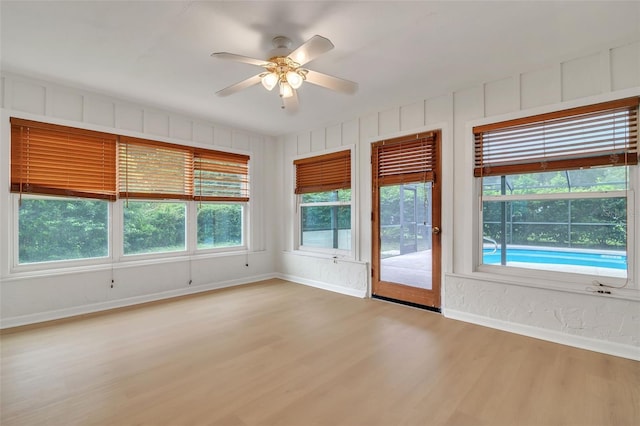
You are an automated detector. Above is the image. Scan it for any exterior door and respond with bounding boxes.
[371,131,441,309]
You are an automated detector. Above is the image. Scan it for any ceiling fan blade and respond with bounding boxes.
[211,52,273,67]
[282,90,299,114]
[304,70,358,95]
[216,74,262,97]
[288,35,334,66]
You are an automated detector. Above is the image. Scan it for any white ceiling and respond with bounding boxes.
[1,1,639,137]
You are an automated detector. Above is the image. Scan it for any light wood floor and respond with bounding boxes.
[1,279,638,426]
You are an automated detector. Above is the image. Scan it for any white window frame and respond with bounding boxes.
[120,198,189,260]
[476,160,638,292]
[293,145,356,259]
[11,193,113,272]
[193,201,248,253]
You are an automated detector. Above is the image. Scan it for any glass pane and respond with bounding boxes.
[18,198,109,264]
[301,205,351,250]
[379,182,432,289]
[482,197,627,277]
[482,166,628,196]
[301,189,351,203]
[123,201,186,255]
[197,203,243,249]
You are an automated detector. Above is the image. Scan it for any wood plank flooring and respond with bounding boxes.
[1,279,638,426]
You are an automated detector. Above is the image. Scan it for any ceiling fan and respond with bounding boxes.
[212,35,358,112]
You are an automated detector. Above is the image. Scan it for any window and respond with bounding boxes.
[294,149,352,253]
[123,201,187,255]
[474,97,638,278]
[197,203,244,249]
[300,189,351,250]
[17,196,109,264]
[10,118,250,269]
[11,118,116,266]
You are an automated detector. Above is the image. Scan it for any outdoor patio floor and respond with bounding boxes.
[380,249,432,290]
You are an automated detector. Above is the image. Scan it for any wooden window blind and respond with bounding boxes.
[372,132,438,185]
[473,97,639,177]
[193,149,250,202]
[294,150,351,194]
[10,117,117,200]
[118,136,194,200]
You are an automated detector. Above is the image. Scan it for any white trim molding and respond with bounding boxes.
[1,273,278,329]
[444,308,640,361]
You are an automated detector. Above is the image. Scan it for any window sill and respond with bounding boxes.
[3,249,253,283]
[286,250,364,265]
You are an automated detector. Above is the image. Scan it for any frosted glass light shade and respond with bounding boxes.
[261,72,278,91]
[286,71,303,89]
[279,82,294,98]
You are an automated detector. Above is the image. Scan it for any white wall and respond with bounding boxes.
[0,72,278,327]
[1,40,639,360]
[276,41,640,359]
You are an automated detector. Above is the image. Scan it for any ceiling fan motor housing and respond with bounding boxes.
[268,36,293,58]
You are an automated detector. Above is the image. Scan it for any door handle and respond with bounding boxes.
[433,226,441,235]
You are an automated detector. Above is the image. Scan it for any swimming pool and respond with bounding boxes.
[483,248,627,270]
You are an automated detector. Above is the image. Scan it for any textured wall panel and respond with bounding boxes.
[311,128,325,152]
[192,122,214,144]
[85,97,115,127]
[325,123,342,149]
[144,110,169,137]
[297,131,311,154]
[115,104,143,132]
[520,65,560,109]
[51,90,83,121]
[400,101,425,131]
[562,53,601,101]
[232,132,250,150]
[378,107,400,136]
[484,76,518,117]
[611,42,640,91]
[214,126,232,147]
[169,116,192,141]
[12,80,46,115]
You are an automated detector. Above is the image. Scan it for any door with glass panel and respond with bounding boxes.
[372,131,441,309]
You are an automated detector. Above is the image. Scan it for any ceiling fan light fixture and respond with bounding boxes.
[286,70,304,89]
[261,72,278,91]
[279,82,294,99]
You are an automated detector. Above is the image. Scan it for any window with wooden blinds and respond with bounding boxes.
[119,136,193,200]
[10,117,117,200]
[294,150,351,194]
[194,149,250,202]
[372,132,438,185]
[473,97,639,177]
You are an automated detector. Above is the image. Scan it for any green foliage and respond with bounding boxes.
[197,203,243,248]
[123,201,186,254]
[18,198,109,263]
[483,167,629,250]
[483,198,627,250]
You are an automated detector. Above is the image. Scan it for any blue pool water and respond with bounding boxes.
[483,248,627,270]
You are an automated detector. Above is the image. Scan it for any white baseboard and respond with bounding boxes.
[276,273,367,298]
[444,309,640,361]
[0,273,279,329]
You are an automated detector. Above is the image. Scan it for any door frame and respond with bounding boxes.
[371,130,442,309]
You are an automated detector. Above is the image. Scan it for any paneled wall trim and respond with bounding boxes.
[1,39,639,360]
[277,40,640,359]
[0,72,277,327]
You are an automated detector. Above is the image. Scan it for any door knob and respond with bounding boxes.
[433,226,441,235]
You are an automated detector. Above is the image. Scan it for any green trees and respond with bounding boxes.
[18,198,244,264]
[197,204,242,248]
[123,202,186,254]
[482,167,628,250]
[19,198,109,263]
